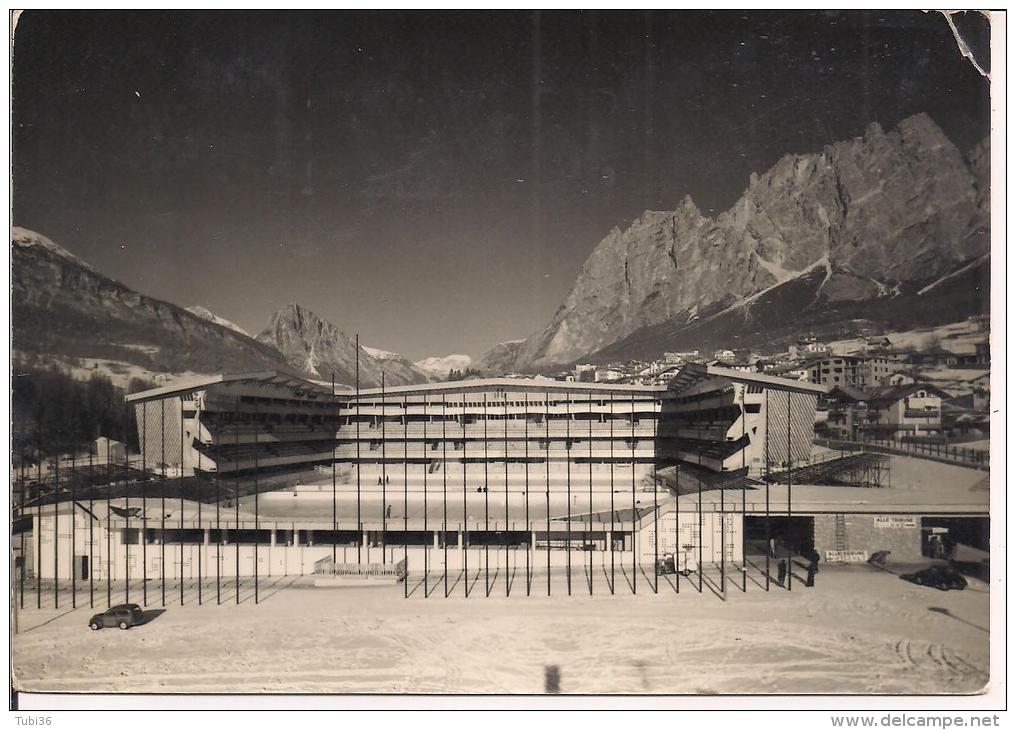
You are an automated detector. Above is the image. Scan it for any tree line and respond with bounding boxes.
[11,363,156,461]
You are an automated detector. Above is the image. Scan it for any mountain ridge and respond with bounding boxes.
[12,228,295,377]
[255,303,431,387]
[515,113,990,369]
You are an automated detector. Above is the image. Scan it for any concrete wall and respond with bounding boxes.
[813,512,924,564]
[35,509,744,580]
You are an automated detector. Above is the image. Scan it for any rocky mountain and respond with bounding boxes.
[517,114,990,369]
[12,227,292,376]
[255,303,431,387]
[186,306,250,338]
[414,354,473,379]
[474,339,528,374]
[591,255,990,363]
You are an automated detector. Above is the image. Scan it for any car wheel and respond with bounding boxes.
[118,621,129,630]
[89,622,101,631]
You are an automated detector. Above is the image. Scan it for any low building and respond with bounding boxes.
[861,384,950,438]
[94,437,126,465]
[788,340,830,359]
[574,364,597,382]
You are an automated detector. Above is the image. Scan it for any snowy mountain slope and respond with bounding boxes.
[186,306,251,337]
[413,354,473,378]
[255,304,432,387]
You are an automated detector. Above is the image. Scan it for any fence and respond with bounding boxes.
[814,437,988,471]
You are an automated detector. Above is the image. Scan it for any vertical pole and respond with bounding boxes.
[525,392,530,596]
[141,402,147,606]
[180,396,185,606]
[675,463,680,594]
[697,447,703,595]
[765,388,770,592]
[720,393,725,597]
[254,395,260,605]
[463,392,468,597]
[423,396,428,597]
[652,395,658,595]
[36,430,42,609]
[234,419,239,605]
[53,431,59,609]
[545,392,550,596]
[123,403,129,606]
[161,399,166,606]
[404,392,408,599]
[107,433,113,608]
[88,439,94,608]
[197,424,202,606]
[787,390,792,592]
[609,402,615,595]
[71,441,76,608]
[565,391,571,596]
[20,445,26,609]
[356,335,362,566]
[381,373,386,561]
[589,397,594,596]
[741,386,747,593]
[504,394,509,597]
[483,393,489,596]
[443,393,448,597]
[332,374,337,569]
[631,391,636,596]
[215,416,221,605]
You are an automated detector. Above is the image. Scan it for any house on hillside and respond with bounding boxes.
[906,349,959,368]
[860,384,951,439]
[828,338,868,356]
[820,385,870,441]
[788,340,830,359]
[865,336,892,352]
[805,355,900,389]
[886,371,920,386]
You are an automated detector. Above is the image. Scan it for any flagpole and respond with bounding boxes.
[631,391,636,596]
[356,335,361,567]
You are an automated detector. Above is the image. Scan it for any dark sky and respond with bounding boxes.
[12,10,990,361]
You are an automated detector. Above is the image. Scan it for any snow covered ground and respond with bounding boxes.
[12,564,989,695]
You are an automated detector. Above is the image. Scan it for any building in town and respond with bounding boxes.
[19,365,986,587]
[862,383,950,438]
[805,355,900,389]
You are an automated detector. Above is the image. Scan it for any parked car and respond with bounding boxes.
[89,603,144,630]
[900,566,968,591]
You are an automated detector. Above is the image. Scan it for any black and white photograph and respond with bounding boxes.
[8,8,1002,710]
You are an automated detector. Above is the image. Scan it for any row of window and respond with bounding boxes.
[347,399,661,409]
[365,439,651,451]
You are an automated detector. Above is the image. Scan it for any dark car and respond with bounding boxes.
[89,603,144,630]
[901,566,968,591]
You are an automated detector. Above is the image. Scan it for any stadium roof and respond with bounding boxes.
[125,370,334,403]
[665,362,829,396]
[351,377,664,397]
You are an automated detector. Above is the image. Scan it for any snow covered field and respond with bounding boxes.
[12,565,988,695]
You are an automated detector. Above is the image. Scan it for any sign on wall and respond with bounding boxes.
[825,550,868,563]
[873,516,918,529]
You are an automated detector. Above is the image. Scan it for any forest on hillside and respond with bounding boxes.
[11,363,156,462]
